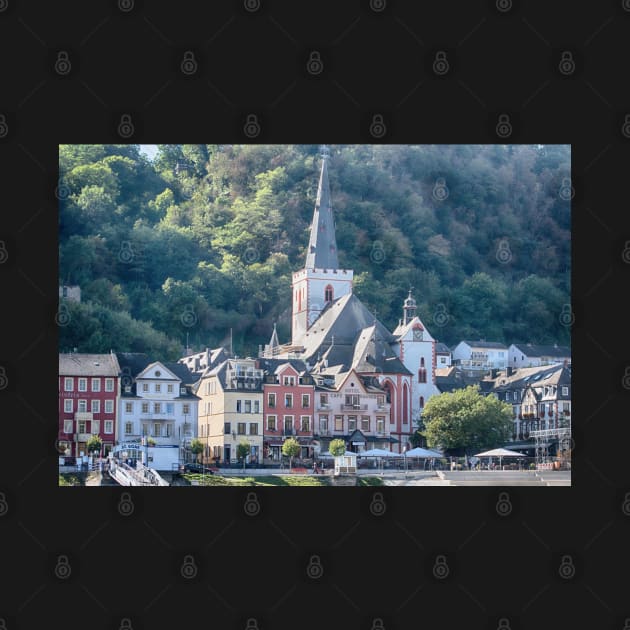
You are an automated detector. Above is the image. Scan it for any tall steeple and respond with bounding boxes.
[305,145,338,270]
[403,288,417,325]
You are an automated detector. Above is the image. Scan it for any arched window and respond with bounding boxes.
[324,284,333,303]
[419,396,425,408]
[420,357,425,368]
[418,368,427,383]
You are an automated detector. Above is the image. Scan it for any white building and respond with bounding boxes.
[116,354,199,471]
[508,343,571,369]
[451,340,508,374]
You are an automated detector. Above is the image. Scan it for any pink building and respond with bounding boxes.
[260,360,315,462]
[58,352,120,459]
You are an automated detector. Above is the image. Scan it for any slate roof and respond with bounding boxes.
[435,366,482,393]
[59,353,120,376]
[435,342,451,354]
[116,352,152,380]
[459,340,508,349]
[351,325,412,375]
[486,363,570,395]
[511,343,571,358]
[305,150,339,270]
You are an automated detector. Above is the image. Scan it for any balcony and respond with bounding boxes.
[341,404,368,411]
[74,412,93,422]
[317,404,330,411]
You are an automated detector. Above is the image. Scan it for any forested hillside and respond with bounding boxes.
[58,144,571,360]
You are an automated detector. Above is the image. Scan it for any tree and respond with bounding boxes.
[422,385,513,456]
[86,434,103,455]
[189,438,204,463]
[237,441,251,471]
[281,437,300,470]
[328,439,347,456]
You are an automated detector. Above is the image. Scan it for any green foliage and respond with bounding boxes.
[86,434,103,453]
[422,385,513,454]
[189,438,204,461]
[236,441,251,461]
[281,437,300,469]
[59,144,570,361]
[328,439,347,456]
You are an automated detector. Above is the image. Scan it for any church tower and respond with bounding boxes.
[291,146,353,344]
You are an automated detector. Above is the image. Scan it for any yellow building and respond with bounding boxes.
[195,358,264,465]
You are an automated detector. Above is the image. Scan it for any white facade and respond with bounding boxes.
[452,341,508,371]
[118,362,198,470]
[291,268,353,343]
[394,318,441,425]
[508,344,570,369]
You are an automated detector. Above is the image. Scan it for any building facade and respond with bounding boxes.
[452,340,508,373]
[58,352,121,458]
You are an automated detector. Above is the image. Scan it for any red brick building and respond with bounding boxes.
[58,353,121,458]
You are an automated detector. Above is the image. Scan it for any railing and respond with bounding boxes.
[341,404,368,411]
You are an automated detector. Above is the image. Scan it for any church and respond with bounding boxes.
[260,147,440,453]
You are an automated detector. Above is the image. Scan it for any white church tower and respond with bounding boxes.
[291,146,353,344]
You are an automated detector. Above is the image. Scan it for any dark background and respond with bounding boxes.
[1,0,628,628]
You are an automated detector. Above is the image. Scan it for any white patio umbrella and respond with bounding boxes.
[357,448,398,457]
[405,447,443,458]
[474,447,524,469]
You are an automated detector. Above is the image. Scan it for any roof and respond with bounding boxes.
[257,357,310,375]
[511,343,571,358]
[116,352,152,379]
[305,149,339,270]
[487,363,570,393]
[351,324,412,375]
[59,353,120,376]
[435,366,482,392]
[459,340,508,350]
[435,342,451,354]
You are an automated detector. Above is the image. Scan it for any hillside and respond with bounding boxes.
[58,144,571,360]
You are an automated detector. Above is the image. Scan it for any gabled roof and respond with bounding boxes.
[435,342,451,354]
[116,352,152,379]
[59,353,120,376]
[487,364,567,392]
[458,340,508,350]
[257,357,310,376]
[510,343,571,358]
[352,325,412,376]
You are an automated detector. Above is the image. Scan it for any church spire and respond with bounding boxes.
[403,288,417,325]
[305,145,339,270]
[268,322,279,355]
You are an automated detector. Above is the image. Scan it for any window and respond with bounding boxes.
[155,383,161,393]
[334,415,343,431]
[320,393,328,406]
[166,403,174,415]
[105,378,114,392]
[285,394,293,408]
[165,424,172,437]
[419,396,425,408]
[562,386,569,396]
[64,419,73,433]
[78,378,87,392]
[245,400,251,413]
[268,393,276,408]
[64,399,73,413]
[513,391,518,401]
[345,394,360,407]
[105,400,114,414]
[153,423,161,437]
[254,400,260,414]
[125,422,133,435]
[224,422,231,435]
[154,403,161,414]
[420,357,425,368]
[182,404,190,414]
[302,394,310,408]
[142,423,148,436]
[324,284,333,302]
[301,416,310,432]
[377,395,384,407]
[440,357,447,364]
[78,420,86,433]
[180,386,186,395]
[78,399,87,412]
[91,399,100,413]
[64,377,73,391]
[237,422,246,435]
[319,416,328,433]
[249,423,258,435]
[104,420,114,434]
[205,401,211,415]
[167,384,173,393]
[141,402,149,414]
[267,415,276,431]
[418,369,427,383]
[361,416,370,432]
[142,383,149,392]
[236,400,242,413]
[376,416,385,432]
[125,402,133,413]
[284,416,293,433]
[283,375,295,386]
[348,416,357,432]
[91,378,101,392]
